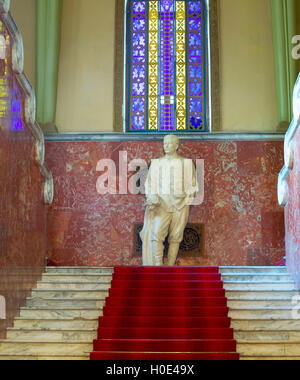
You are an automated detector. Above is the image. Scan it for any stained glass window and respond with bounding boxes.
[126,0,209,132]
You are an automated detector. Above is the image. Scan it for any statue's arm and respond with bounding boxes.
[185,160,199,200]
[145,160,160,208]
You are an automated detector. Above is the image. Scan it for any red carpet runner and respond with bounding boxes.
[90,266,239,360]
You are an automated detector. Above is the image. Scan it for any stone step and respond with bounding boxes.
[41,274,113,283]
[226,290,299,300]
[235,330,300,342]
[13,319,99,330]
[222,275,292,282]
[45,267,114,274]
[0,341,92,356]
[35,282,111,291]
[228,299,295,309]
[231,319,300,331]
[241,356,300,360]
[237,342,300,356]
[19,308,102,320]
[0,355,89,360]
[23,298,105,309]
[6,329,97,342]
[31,289,109,299]
[224,282,296,291]
[229,308,296,319]
[219,267,288,274]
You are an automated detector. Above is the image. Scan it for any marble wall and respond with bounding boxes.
[0,6,49,338]
[285,129,300,288]
[46,140,285,267]
[0,117,48,338]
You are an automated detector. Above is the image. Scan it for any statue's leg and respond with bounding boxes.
[152,241,165,266]
[151,208,171,266]
[167,243,180,266]
[168,206,190,266]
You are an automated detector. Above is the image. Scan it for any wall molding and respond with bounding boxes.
[45,132,285,142]
[0,0,54,205]
[114,0,220,133]
[278,73,300,207]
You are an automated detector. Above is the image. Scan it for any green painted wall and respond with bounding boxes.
[9,0,300,133]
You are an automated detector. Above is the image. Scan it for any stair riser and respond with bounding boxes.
[19,310,102,320]
[41,275,113,283]
[219,268,287,274]
[235,331,300,342]
[6,330,97,342]
[224,284,296,291]
[36,283,111,291]
[0,342,93,355]
[46,268,113,274]
[226,291,299,299]
[93,340,237,353]
[222,276,291,282]
[0,356,90,360]
[13,320,99,329]
[229,310,296,319]
[228,300,295,308]
[237,343,300,356]
[231,320,300,331]
[24,299,105,309]
[31,290,109,299]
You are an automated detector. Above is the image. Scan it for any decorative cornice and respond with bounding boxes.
[45,132,285,142]
[0,0,53,205]
[278,73,300,207]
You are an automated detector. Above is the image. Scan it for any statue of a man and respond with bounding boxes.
[140,135,198,266]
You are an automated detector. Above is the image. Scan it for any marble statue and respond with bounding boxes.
[140,135,198,266]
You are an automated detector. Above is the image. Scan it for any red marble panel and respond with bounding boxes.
[0,21,48,338]
[45,140,285,268]
[0,120,47,338]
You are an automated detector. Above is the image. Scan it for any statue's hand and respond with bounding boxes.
[174,193,186,199]
[147,195,160,210]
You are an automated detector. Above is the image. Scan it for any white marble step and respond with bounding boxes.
[224,282,296,291]
[35,282,111,290]
[231,319,300,331]
[235,330,300,342]
[0,341,93,356]
[13,319,99,330]
[237,342,300,356]
[220,267,288,274]
[241,356,300,360]
[6,329,97,342]
[0,355,89,360]
[222,274,291,282]
[31,289,109,299]
[228,299,295,309]
[226,290,299,300]
[229,309,296,319]
[46,267,114,274]
[23,298,105,309]
[19,308,102,320]
[41,274,113,283]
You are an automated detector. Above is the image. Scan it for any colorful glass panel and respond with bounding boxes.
[148,0,159,130]
[127,0,208,132]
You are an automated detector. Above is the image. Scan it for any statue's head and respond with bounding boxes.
[163,135,179,155]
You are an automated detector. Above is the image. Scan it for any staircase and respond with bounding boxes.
[91,266,239,360]
[0,267,113,360]
[220,266,300,360]
[0,266,299,360]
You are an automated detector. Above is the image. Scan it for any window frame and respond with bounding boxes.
[113,0,220,133]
